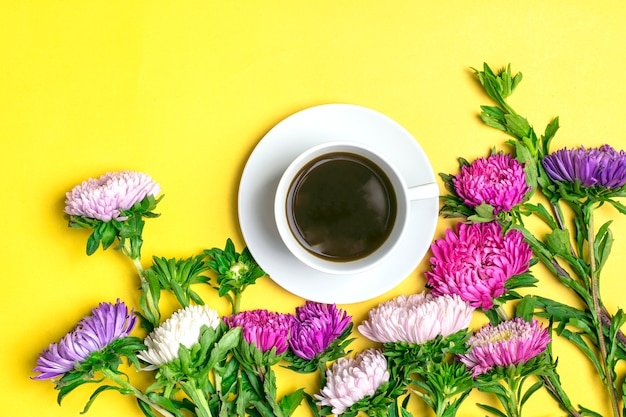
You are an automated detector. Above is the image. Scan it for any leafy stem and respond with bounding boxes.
[123,240,161,328]
[101,368,175,417]
[585,204,621,417]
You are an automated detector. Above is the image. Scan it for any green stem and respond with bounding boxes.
[123,240,160,326]
[495,305,509,322]
[504,375,521,417]
[181,381,214,417]
[233,290,241,315]
[317,359,327,388]
[101,368,175,417]
[434,397,451,417]
[586,207,621,417]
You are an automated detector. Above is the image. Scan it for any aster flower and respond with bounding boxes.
[358,292,473,345]
[542,145,626,190]
[315,348,390,416]
[138,305,221,370]
[453,153,531,214]
[65,170,161,222]
[425,221,533,310]
[289,302,352,361]
[459,318,550,377]
[224,309,294,355]
[33,299,136,380]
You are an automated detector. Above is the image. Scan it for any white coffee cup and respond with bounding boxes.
[274,141,439,275]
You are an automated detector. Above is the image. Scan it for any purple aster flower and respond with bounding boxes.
[65,170,161,222]
[358,292,474,344]
[315,348,390,415]
[459,318,550,377]
[425,221,532,310]
[453,153,530,213]
[33,299,136,380]
[542,145,626,189]
[289,302,351,361]
[224,309,294,355]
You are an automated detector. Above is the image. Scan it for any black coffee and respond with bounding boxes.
[286,152,397,261]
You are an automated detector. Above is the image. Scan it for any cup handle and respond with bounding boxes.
[407,182,440,200]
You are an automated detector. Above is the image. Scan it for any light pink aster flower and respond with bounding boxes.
[358,292,473,344]
[315,348,389,415]
[425,221,532,310]
[459,318,550,376]
[65,170,161,222]
[453,153,530,213]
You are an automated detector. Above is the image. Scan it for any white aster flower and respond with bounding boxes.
[138,305,221,370]
[358,292,474,344]
[65,170,161,222]
[315,348,389,415]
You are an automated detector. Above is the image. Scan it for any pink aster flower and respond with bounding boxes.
[358,292,473,344]
[224,309,294,355]
[33,299,136,380]
[425,221,532,310]
[453,153,530,213]
[315,348,389,415]
[65,170,161,222]
[459,318,550,377]
[542,145,626,189]
[289,302,351,361]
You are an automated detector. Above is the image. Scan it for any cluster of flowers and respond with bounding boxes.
[33,64,626,417]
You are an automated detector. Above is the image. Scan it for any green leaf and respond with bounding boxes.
[541,117,560,155]
[545,228,572,256]
[515,295,537,321]
[476,402,508,417]
[86,231,100,255]
[279,389,305,416]
[520,380,544,407]
[504,113,532,141]
[81,385,129,414]
[594,220,613,274]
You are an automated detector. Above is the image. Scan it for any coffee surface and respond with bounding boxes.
[287,152,397,261]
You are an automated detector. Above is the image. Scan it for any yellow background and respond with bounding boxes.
[2,1,625,416]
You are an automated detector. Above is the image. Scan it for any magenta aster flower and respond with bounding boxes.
[453,153,530,213]
[65,170,161,222]
[358,292,473,344]
[425,222,532,310]
[289,302,351,360]
[459,318,550,377]
[33,299,136,380]
[542,145,626,189]
[224,309,294,355]
[315,348,390,415]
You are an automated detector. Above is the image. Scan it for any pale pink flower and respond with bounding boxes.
[459,318,550,376]
[453,153,530,213]
[65,170,161,222]
[358,292,473,344]
[315,348,389,415]
[425,222,532,310]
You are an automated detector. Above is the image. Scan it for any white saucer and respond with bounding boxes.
[237,104,438,304]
